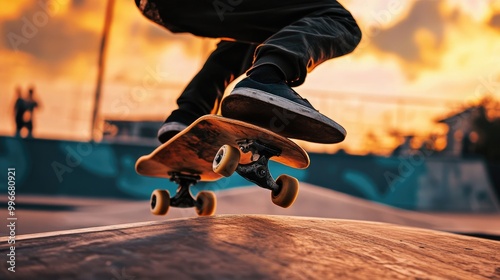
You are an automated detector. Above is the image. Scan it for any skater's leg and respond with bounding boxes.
[134,0,361,143]
[220,3,362,143]
[157,40,256,143]
[136,0,360,87]
[250,4,362,86]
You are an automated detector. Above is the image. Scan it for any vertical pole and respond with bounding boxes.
[91,0,115,141]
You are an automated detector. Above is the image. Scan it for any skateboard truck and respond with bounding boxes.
[148,172,216,216]
[168,173,200,208]
[213,139,299,208]
[235,140,281,193]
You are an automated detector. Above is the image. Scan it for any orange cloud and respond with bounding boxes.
[363,0,446,79]
[359,0,500,81]
[490,13,500,29]
[1,0,497,155]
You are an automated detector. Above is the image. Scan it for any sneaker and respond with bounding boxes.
[221,77,346,143]
[157,121,188,144]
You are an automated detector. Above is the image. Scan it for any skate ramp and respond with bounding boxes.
[2,215,499,279]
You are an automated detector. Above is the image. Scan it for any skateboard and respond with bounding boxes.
[135,115,310,216]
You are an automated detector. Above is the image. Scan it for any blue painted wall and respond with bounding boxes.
[1,137,498,212]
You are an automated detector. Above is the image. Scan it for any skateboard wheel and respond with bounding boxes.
[213,145,240,177]
[150,189,170,215]
[271,175,299,208]
[195,191,217,216]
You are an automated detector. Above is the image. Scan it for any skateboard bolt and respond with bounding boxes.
[258,169,266,177]
[214,154,222,164]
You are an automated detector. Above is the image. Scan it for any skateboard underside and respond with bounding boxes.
[135,115,310,216]
[135,115,309,181]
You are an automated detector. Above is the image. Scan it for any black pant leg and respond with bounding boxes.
[252,4,362,86]
[166,40,257,124]
[135,0,361,87]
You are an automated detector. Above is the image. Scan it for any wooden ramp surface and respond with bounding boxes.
[1,215,499,279]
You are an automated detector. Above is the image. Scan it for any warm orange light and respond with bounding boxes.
[0,0,499,156]
[469,131,479,143]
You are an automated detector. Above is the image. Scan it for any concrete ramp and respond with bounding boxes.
[1,215,499,279]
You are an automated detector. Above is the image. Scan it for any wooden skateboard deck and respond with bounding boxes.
[135,115,310,181]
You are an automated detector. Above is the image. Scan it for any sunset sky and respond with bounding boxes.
[1,0,499,154]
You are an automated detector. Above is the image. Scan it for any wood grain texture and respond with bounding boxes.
[135,115,309,180]
[2,215,499,279]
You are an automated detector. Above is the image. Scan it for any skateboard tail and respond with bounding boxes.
[136,154,222,181]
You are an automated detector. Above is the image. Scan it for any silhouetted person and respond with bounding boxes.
[13,86,25,137]
[13,86,40,138]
